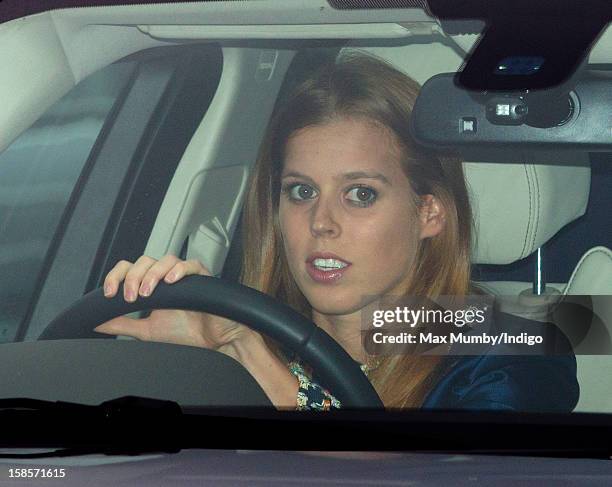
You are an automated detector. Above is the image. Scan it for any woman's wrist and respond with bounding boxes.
[219,330,299,410]
[217,328,263,362]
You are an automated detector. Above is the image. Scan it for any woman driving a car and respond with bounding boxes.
[95,52,579,412]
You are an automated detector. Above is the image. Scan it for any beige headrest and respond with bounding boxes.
[465,155,590,264]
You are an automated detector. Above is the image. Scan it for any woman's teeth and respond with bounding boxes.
[313,258,348,270]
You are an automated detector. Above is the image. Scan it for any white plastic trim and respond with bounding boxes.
[137,22,435,40]
[143,47,295,273]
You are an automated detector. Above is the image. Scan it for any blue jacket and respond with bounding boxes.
[422,353,578,411]
[421,311,579,412]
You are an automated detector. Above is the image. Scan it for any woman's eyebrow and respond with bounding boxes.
[281,170,391,186]
[343,171,391,185]
[281,171,314,183]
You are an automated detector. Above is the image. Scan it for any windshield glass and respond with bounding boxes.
[0,1,610,417]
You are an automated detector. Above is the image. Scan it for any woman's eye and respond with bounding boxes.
[284,183,317,201]
[346,186,377,207]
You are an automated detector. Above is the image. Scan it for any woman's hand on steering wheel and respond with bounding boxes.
[94,254,302,409]
[94,255,254,349]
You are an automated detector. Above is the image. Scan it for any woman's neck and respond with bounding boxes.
[311,309,368,364]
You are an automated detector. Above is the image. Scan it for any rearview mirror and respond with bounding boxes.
[411,72,612,151]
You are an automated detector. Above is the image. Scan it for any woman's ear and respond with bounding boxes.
[418,194,446,240]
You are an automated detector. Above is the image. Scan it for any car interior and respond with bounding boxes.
[0,1,610,413]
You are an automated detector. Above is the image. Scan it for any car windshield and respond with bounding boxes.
[0,0,610,419]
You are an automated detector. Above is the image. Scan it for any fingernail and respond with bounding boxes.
[125,290,135,302]
[140,284,150,297]
[165,272,176,283]
[104,285,112,297]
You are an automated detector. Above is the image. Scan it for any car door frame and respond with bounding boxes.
[17,43,223,341]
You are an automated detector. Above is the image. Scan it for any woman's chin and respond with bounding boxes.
[306,294,366,317]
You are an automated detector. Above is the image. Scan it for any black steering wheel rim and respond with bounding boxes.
[40,275,384,409]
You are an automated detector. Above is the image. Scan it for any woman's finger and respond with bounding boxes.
[122,255,158,302]
[164,259,212,284]
[103,260,133,298]
[93,316,150,340]
[138,254,181,297]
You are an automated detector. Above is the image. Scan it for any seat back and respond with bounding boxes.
[561,246,612,412]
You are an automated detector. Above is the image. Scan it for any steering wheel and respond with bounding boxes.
[40,275,384,409]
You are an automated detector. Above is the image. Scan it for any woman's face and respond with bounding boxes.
[279,117,442,317]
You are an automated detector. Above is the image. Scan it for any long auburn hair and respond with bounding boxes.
[238,51,473,408]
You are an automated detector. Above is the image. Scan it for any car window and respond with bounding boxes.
[0,61,136,343]
[0,3,610,422]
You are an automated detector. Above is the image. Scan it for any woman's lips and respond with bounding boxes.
[306,261,351,284]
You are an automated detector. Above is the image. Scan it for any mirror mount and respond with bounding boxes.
[430,0,610,91]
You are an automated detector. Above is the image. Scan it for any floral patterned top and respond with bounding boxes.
[288,359,371,411]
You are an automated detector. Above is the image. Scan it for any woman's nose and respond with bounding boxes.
[310,199,340,238]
